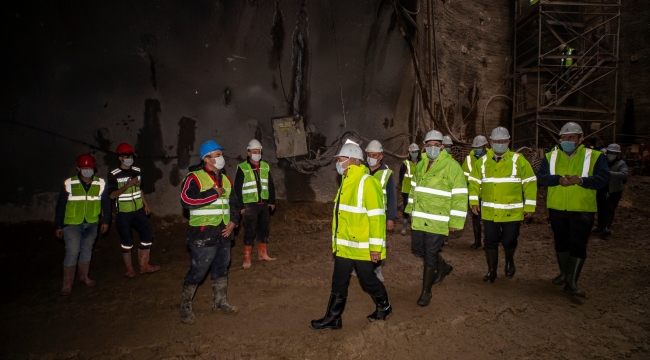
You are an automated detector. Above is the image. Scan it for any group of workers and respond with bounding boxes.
[55,121,627,328]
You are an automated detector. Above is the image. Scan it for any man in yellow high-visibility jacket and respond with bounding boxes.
[399,143,421,235]
[462,135,489,249]
[469,127,537,283]
[311,142,391,330]
[537,122,610,297]
[405,130,468,307]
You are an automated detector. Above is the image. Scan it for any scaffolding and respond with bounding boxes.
[512,0,621,148]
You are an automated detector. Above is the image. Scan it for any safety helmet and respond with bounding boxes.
[199,140,225,159]
[365,140,383,153]
[408,143,420,152]
[76,154,96,168]
[472,135,489,147]
[334,143,364,160]
[606,143,621,153]
[247,139,263,150]
[424,130,444,143]
[490,127,511,140]
[116,143,135,155]
[559,122,583,135]
[442,135,453,145]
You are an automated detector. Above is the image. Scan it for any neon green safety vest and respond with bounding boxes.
[530,0,539,5]
[371,167,393,210]
[404,151,468,236]
[562,47,575,68]
[237,161,270,203]
[401,159,416,194]
[546,145,601,212]
[461,149,482,183]
[187,170,231,227]
[332,164,386,261]
[113,167,143,213]
[64,176,105,225]
[469,149,537,222]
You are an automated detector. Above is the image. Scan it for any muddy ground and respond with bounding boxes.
[1,177,650,359]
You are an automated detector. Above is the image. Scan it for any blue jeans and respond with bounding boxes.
[63,223,98,266]
[184,240,231,285]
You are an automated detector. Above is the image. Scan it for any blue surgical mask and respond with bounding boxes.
[426,146,440,159]
[474,149,483,157]
[445,148,451,154]
[336,160,347,176]
[410,152,419,159]
[492,143,509,154]
[560,141,576,153]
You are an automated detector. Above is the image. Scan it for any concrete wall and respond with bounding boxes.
[0,0,514,222]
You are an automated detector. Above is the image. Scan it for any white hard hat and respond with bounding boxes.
[606,143,621,153]
[247,139,263,150]
[408,143,420,152]
[442,135,453,145]
[472,135,489,147]
[559,122,583,135]
[334,143,364,160]
[424,130,444,143]
[490,126,511,140]
[365,140,383,153]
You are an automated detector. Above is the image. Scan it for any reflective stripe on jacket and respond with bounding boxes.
[546,145,601,212]
[401,160,415,194]
[237,161,270,203]
[64,176,105,225]
[187,170,231,227]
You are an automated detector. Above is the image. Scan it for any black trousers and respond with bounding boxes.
[472,208,481,228]
[411,230,445,268]
[243,203,270,246]
[116,208,153,252]
[401,192,410,219]
[331,256,386,297]
[483,220,520,250]
[549,209,594,259]
[596,190,623,229]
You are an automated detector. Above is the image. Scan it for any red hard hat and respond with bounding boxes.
[76,154,96,168]
[116,143,135,155]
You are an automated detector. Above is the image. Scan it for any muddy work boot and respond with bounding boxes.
[401,218,408,236]
[212,278,238,314]
[470,224,482,249]
[563,257,586,298]
[504,249,516,278]
[122,252,136,278]
[367,293,392,322]
[417,266,437,306]
[552,251,570,285]
[483,249,498,283]
[180,284,197,324]
[311,293,347,330]
[77,262,96,286]
[138,249,161,274]
[243,246,252,269]
[257,243,276,261]
[60,265,76,296]
[433,254,453,284]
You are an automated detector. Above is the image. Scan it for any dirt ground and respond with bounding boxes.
[1,177,650,359]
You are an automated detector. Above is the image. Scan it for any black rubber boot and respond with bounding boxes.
[212,278,238,313]
[311,293,347,330]
[552,251,570,285]
[417,266,437,306]
[180,284,197,324]
[367,293,392,322]
[504,248,516,278]
[483,249,498,283]
[470,225,482,249]
[433,254,453,284]
[563,257,586,297]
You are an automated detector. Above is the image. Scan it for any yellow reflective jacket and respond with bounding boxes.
[332,164,386,261]
[404,151,468,235]
[469,149,537,222]
[545,145,601,212]
[462,149,482,183]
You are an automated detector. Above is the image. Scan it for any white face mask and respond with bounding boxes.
[123,158,134,167]
[367,157,379,167]
[80,169,94,178]
[214,156,225,169]
[251,154,262,162]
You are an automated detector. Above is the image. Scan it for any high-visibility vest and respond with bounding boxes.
[546,145,601,212]
[372,167,393,210]
[562,47,575,68]
[112,167,143,213]
[530,0,539,5]
[332,164,386,261]
[461,149,482,183]
[63,176,105,225]
[468,149,537,222]
[401,160,415,194]
[186,170,231,227]
[404,151,468,235]
[237,161,270,203]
